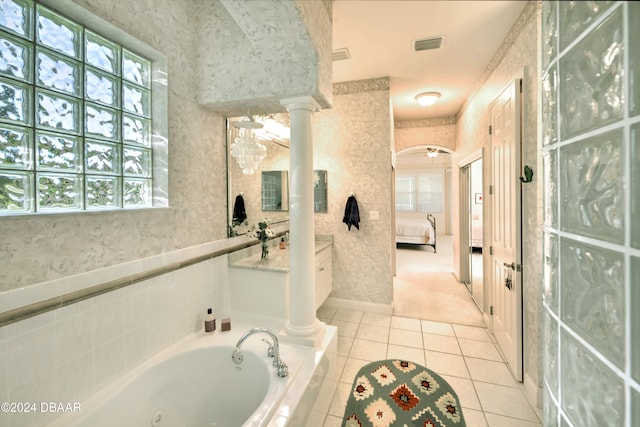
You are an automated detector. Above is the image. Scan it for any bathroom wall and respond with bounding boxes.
[0,0,228,293]
[0,254,223,427]
[542,1,639,425]
[394,117,457,154]
[452,0,541,399]
[313,78,394,307]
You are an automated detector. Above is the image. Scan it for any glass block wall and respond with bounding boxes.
[0,0,154,214]
[542,1,639,425]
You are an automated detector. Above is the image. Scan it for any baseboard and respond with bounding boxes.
[323,297,393,315]
[524,372,543,416]
[482,312,492,330]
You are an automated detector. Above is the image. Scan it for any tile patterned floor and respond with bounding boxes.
[316,306,542,427]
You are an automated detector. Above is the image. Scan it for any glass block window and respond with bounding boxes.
[395,173,443,213]
[0,0,153,214]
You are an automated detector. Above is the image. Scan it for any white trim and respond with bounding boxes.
[483,311,492,332]
[323,297,393,315]
[457,148,483,168]
[524,372,543,415]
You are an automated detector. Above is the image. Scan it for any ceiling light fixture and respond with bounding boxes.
[231,116,266,175]
[427,149,439,158]
[415,92,441,107]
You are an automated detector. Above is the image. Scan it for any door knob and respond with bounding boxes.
[503,262,515,269]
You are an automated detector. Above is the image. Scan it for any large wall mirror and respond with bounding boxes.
[227,114,328,237]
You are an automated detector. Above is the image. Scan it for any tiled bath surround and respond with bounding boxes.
[542,1,640,425]
[0,256,220,427]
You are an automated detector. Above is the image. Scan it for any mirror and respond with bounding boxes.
[227,115,291,237]
[262,170,288,211]
[258,169,327,213]
[314,170,328,213]
[226,116,328,237]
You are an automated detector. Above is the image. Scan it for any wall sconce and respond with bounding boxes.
[415,91,441,107]
[231,117,266,175]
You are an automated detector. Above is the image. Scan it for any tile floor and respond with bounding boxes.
[316,306,542,427]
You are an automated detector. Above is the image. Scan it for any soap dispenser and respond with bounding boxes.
[204,308,216,333]
[279,237,286,249]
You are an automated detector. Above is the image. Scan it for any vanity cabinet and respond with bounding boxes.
[315,246,332,310]
[228,239,333,318]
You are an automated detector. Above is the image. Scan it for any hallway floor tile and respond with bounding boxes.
[316,306,542,427]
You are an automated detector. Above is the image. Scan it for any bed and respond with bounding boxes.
[395,214,437,252]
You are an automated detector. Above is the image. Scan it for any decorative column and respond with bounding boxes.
[280,96,322,338]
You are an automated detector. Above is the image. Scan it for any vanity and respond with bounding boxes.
[228,235,333,318]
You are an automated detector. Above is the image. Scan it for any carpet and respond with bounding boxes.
[341,359,466,427]
[393,271,484,327]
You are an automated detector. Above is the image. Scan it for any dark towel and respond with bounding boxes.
[342,195,360,231]
[232,194,247,225]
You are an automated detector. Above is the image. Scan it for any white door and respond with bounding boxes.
[489,79,522,381]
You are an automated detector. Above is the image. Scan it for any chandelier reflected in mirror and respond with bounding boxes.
[231,117,267,175]
[229,114,291,175]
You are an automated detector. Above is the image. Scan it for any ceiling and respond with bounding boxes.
[332,0,528,122]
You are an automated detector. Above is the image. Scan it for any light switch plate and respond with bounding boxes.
[369,210,380,220]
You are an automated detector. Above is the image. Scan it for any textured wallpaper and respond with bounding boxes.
[313,78,394,305]
[1,0,229,291]
[394,122,457,154]
[197,0,332,116]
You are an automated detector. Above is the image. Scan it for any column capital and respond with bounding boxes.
[280,96,321,113]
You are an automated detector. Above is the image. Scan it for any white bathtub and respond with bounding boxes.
[48,321,337,427]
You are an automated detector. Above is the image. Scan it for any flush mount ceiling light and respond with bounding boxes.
[231,116,266,175]
[415,92,441,107]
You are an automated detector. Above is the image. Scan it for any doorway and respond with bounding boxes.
[459,156,484,309]
[393,148,483,326]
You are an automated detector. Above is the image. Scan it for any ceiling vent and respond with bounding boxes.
[413,36,444,52]
[332,48,351,61]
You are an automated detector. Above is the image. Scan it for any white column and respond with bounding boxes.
[280,96,322,338]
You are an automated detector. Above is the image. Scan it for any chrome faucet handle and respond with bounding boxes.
[262,338,275,358]
[275,358,289,377]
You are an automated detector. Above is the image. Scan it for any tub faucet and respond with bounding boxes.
[231,327,289,377]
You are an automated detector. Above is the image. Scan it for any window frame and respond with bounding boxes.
[395,170,444,213]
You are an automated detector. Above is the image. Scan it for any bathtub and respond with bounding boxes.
[48,320,337,427]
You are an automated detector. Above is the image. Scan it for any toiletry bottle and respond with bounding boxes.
[204,308,216,333]
[279,237,286,249]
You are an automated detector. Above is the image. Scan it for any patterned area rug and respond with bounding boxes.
[341,359,466,427]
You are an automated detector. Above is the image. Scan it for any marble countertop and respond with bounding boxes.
[229,238,332,273]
